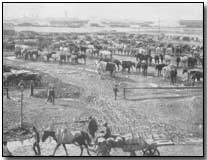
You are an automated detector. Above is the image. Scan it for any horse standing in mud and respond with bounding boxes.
[155,64,167,77]
[42,129,92,156]
[122,61,135,73]
[96,61,116,78]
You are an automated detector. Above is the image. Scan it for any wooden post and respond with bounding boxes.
[123,88,126,99]
[20,86,24,128]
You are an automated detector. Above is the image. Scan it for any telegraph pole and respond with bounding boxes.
[20,85,24,128]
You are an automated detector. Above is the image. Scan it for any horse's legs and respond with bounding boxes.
[32,144,38,155]
[52,144,61,156]
[84,144,91,156]
[63,144,69,156]
[80,145,83,156]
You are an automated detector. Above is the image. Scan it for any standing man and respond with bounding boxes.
[87,116,98,140]
[18,79,25,89]
[32,126,41,156]
[113,84,119,100]
[51,86,55,105]
[30,80,35,97]
[46,83,55,104]
[102,123,112,139]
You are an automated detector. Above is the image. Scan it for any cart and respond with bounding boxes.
[95,136,162,156]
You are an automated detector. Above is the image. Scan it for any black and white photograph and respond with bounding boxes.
[2,2,204,156]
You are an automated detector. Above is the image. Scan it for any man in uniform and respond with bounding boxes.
[102,123,112,139]
[113,84,119,100]
[47,84,55,104]
[30,80,35,97]
[87,116,98,139]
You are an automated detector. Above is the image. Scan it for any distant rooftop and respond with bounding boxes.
[179,20,203,28]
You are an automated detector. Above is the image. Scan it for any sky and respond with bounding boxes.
[3,3,203,22]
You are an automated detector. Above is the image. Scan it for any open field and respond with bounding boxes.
[3,53,203,156]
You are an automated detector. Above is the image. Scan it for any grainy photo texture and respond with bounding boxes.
[2,3,204,157]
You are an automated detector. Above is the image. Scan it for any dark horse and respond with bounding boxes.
[154,55,160,64]
[155,64,167,77]
[112,59,121,71]
[170,69,177,85]
[176,56,181,67]
[122,61,135,73]
[77,54,87,64]
[59,54,67,64]
[141,62,148,76]
[46,52,56,62]
[42,129,92,156]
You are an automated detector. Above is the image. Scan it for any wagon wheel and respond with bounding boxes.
[152,148,160,156]
[143,148,160,156]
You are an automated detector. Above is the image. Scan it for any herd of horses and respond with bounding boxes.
[13,44,203,85]
[11,31,203,86]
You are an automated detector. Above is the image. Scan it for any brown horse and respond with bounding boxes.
[42,129,92,156]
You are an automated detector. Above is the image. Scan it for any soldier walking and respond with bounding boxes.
[113,84,119,100]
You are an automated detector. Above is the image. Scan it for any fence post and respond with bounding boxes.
[123,88,126,99]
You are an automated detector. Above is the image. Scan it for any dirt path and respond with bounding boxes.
[3,57,203,156]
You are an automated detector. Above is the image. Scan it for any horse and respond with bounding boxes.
[96,61,116,78]
[46,52,56,62]
[136,62,142,73]
[176,56,181,67]
[188,57,197,68]
[160,54,164,63]
[42,129,92,156]
[59,54,67,64]
[163,64,176,81]
[77,54,87,64]
[112,59,121,71]
[170,68,177,85]
[154,55,160,64]
[141,61,148,76]
[155,64,167,77]
[180,56,188,67]
[183,68,203,82]
[122,61,135,73]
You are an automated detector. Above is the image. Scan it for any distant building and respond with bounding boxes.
[179,20,203,28]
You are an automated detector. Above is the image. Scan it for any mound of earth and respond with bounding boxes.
[3,123,33,142]
[34,73,83,99]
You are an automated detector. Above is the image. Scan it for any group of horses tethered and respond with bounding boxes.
[95,52,203,85]
[14,44,203,86]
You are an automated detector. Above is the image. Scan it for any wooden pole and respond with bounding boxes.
[123,88,126,99]
[20,87,24,128]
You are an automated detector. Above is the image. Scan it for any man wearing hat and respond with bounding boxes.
[113,84,119,100]
[87,116,98,139]
[103,122,112,139]
[46,83,55,104]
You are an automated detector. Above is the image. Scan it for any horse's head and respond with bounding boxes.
[42,130,56,142]
[81,131,93,147]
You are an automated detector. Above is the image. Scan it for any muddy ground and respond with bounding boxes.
[3,55,203,156]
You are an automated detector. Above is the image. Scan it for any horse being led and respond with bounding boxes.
[42,128,92,156]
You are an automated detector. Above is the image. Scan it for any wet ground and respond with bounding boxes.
[3,55,203,156]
